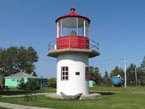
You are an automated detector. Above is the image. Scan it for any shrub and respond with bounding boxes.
[26,79,40,90]
[48,78,56,88]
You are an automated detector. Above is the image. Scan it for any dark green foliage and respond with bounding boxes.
[17,78,40,91]
[32,72,37,77]
[26,79,40,90]
[89,66,102,85]
[136,56,145,86]
[140,56,145,72]
[126,64,136,86]
[110,66,124,78]
[17,78,40,102]
[48,78,56,88]
[137,67,145,86]
[102,71,112,86]
[0,46,38,77]
[17,78,27,90]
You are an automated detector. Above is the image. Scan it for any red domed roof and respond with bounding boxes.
[55,8,90,23]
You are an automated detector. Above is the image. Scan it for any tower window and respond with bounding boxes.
[61,67,69,80]
[85,67,89,80]
[76,72,80,75]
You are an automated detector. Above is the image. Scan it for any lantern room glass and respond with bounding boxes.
[69,18,77,36]
[57,17,89,38]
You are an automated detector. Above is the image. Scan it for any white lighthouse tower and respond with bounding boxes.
[47,8,100,95]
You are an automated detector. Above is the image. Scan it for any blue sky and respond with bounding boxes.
[0,0,145,78]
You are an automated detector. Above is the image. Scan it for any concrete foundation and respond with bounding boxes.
[44,93,102,99]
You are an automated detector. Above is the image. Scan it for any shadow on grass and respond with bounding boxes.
[0,91,31,95]
[90,92,115,95]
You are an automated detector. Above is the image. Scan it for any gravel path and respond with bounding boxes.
[0,93,53,109]
[0,102,52,109]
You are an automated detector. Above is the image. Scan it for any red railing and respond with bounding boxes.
[48,37,99,52]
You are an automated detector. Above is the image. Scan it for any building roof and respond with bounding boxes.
[5,72,36,78]
[55,8,90,23]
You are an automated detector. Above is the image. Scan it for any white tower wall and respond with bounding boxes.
[57,53,89,95]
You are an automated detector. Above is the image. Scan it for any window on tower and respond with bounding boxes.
[85,67,89,81]
[61,67,69,80]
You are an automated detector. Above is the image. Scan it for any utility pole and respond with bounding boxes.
[135,66,137,86]
[124,57,127,88]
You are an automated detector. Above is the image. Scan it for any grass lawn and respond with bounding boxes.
[0,86,145,109]
[0,87,56,95]
[0,93,145,109]
[0,107,7,109]
[90,86,145,93]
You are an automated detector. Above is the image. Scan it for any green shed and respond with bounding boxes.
[4,72,48,87]
[89,80,93,87]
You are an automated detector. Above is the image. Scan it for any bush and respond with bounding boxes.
[48,78,56,88]
[17,78,40,102]
[26,79,40,90]
[17,78,27,90]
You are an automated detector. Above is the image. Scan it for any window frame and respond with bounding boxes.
[56,18,90,38]
[61,66,69,81]
[85,67,89,81]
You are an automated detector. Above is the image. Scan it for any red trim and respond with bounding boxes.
[56,36,89,49]
[60,20,62,36]
[61,66,69,81]
[55,8,90,23]
[88,24,90,39]
[56,22,57,38]
[68,67,69,80]
[61,67,62,81]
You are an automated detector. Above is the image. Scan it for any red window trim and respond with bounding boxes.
[85,67,89,81]
[61,66,69,81]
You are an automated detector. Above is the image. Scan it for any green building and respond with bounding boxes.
[4,72,48,87]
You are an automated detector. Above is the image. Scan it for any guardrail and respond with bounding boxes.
[48,37,99,52]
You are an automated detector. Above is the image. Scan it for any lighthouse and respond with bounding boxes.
[47,8,100,95]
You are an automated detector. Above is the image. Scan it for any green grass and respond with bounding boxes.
[90,86,145,93]
[2,86,145,94]
[3,87,56,93]
[0,87,56,96]
[0,86,145,109]
[0,107,7,109]
[0,93,145,109]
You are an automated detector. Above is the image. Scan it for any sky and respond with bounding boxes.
[0,0,145,78]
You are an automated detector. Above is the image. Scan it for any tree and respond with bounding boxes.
[17,78,27,90]
[126,64,136,86]
[103,71,112,86]
[26,79,40,90]
[89,66,102,85]
[110,66,124,78]
[32,72,37,77]
[17,78,40,101]
[137,67,145,86]
[141,56,145,72]
[0,46,38,77]
[17,46,38,74]
[137,56,145,86]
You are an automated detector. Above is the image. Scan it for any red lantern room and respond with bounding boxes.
[56,8,90,49]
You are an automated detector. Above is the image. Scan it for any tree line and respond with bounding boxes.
[90,56,145,86]
[1,46,145,86]
[0,46,38,77]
